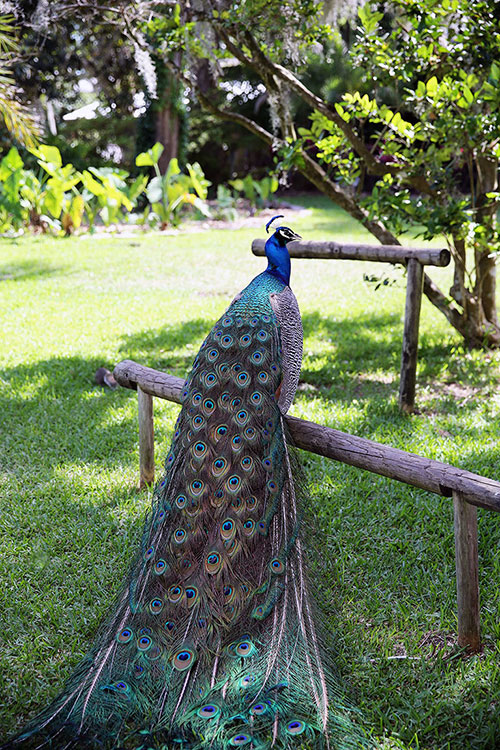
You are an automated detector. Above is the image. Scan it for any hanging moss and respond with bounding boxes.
[135,55,188,169]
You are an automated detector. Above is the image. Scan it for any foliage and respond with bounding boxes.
[0,15,39,147]
[0,142,210,235]
[304,0,500,345]
[228,174,279,208]
[213,184,238,221]
[140,0,500,347]
[136,142,211,228]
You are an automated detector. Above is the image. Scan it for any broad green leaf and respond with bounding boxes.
[1,146,23,173]
[416,81,426,98]
[36,144,62,168]
[128,174,149,202]
[191,195,211,217]
[81,170,106,196]
[228,178,244,192]
[136,151,154,167]
[146,176,163,204]
[43,186,63,217]
[69,195,85,229]
[151,142,165,164]
[426,76,438,95]
[165,157,181,185]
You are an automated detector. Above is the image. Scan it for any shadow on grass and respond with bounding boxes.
[118,317,212,375]
[301,309,495,395]
[0,355,140,476]
[0,259,63,282]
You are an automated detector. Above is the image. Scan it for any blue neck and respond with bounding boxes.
[264,235,291,286]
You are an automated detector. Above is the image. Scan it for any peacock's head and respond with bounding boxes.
[265,215,302,247]
[264,215,301,286]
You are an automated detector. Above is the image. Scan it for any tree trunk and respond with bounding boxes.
[474,154,499,343]
[155,97,180,174]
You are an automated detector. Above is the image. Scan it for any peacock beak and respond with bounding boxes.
[288,232,302,242]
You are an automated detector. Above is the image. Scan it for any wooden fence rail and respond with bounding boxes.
[114,359,500,652]
[252,238,451,414]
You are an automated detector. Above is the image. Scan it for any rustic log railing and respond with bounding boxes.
[114,359,500,654]
[252,239,451,414]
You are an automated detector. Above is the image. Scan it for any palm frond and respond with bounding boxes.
[0,15,39,147]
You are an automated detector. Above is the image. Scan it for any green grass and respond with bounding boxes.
[0,195,499,748]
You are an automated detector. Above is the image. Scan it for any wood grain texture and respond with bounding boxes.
[113,360,500,511]
[399,258,424,412]
[453,491,481,652]
[138,385,155,487]
[252,239,451,267]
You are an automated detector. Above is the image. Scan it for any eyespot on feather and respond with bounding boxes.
[168,585,183,604]
[185,587,198,607]
[137,635,152,652]
[269,558,285,575]
[229,735,252,746]
[220,518,235,540]
[225,474,241,494]
[117,628,133,644]
[206,551,222,574]
[197,704,220,719]
[149,598,163,614]
[172,648,196,671]
[286,720,306,735]
[235,640,255,657]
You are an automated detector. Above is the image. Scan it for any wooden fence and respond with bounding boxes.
[252,239,451,413]
[114,359,500,654]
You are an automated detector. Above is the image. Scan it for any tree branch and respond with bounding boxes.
[215,22,436,196]
[177,55,464,339]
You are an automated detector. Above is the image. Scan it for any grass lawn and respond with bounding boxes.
[0,195,499,748]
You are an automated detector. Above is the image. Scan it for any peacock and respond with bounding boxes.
[2,217,366,750]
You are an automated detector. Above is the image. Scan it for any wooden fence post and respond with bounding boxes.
[453,490,481,652]
[399,258,424,412]
[138,385,155,488]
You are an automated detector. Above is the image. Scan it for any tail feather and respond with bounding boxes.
[3,306,367,749]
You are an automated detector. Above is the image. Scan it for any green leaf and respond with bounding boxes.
[186,162,210,200]
[1,146,23,173]
[426,76,438,95]
[191,195,211,217]
[334,103,350,122]
[36,144,62,168]
[81,170,106,196]
[136,144,163,168]
[462,85,474,105]
[69,195,85,229]
[416,81,426,98]
[136,152,154,167]
[43,186,63,218]
[128,174,149,202]
[146,176,163,204]
[165,157,181,185]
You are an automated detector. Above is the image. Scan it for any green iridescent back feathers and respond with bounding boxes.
[3,224,365,749]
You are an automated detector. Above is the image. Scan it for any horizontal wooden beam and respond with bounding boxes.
[113,360,500,512]
[252,239,450,267]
